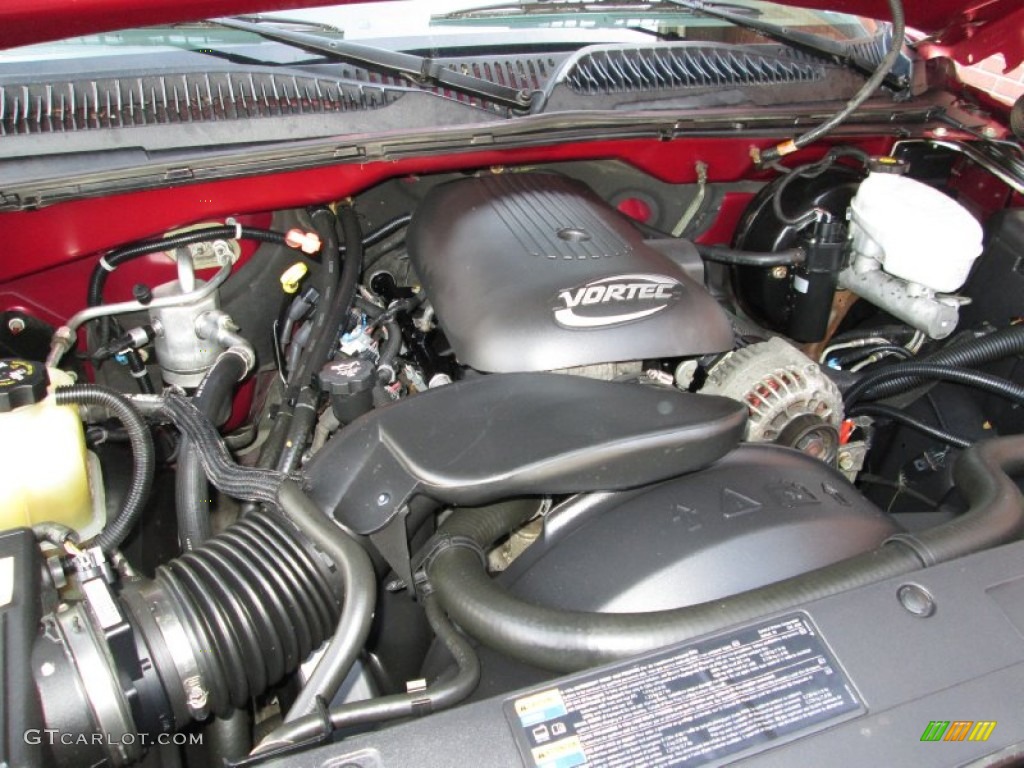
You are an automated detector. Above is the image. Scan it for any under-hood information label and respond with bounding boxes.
[504,614,861,768]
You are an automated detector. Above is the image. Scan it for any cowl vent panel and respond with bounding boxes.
[563,45,823,95]
[0,72,396,135]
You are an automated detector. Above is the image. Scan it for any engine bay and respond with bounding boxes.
[1,134,1023,767]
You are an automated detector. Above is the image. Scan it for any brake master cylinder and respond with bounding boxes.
[0,359,99,535]
[839,162,984,338]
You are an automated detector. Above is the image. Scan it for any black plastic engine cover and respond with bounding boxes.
[304,373,746,535]
[407,173,733,372]
[502,444,900,612]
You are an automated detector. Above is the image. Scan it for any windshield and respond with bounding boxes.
[0,0,873,61]
[0,0,892,155]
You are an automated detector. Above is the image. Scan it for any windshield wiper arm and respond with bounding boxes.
[666,0,907,90]
[211,16,535,110]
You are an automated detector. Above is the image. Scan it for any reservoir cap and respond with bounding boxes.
[0,359,48,412]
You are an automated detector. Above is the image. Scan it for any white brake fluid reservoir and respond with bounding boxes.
[849,172,983,292]
[0,360,95,534]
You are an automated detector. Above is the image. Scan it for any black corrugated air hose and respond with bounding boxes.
[845,324,1024,405]
[843,363,1024,411]
[141,505,343,715]
[126,397,375,721]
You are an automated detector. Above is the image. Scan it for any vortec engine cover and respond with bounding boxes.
[407,173,732,372]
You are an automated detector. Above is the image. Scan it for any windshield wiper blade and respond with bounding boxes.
[227,14,346,35]
[666,0,907,90]
[436,0,760,21]
[211,16,535,110]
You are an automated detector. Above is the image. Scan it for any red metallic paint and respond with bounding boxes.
[0,136,895,296]
[918,3,1024,72]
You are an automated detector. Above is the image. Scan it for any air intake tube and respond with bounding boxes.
[425,436,1024,672]
[30,393,373,768]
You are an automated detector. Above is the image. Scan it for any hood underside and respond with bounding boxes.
[0,0,1021,69]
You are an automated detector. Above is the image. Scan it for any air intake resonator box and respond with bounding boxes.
[407,173,732,372]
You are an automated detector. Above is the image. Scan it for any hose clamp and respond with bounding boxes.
[133,581,210,720]
[410,533,487,598]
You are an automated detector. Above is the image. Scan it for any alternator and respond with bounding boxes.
[702,337,844,463]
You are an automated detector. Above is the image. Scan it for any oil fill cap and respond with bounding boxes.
[0,359,49,412]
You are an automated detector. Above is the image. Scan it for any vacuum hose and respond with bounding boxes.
[427,436,1024,672]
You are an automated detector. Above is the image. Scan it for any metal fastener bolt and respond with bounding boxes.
[837,452,855,471]
[40,662,55,677]
[184,678,210,718]
[981,125,999,138]
[377,492,391,506]
[770,266,789,279]
[897,583,935,617]
[7,317,25,335]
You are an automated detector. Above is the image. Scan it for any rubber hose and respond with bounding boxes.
[54,385,154,553]
[159,392,285,505]
[850,403,973,449]
[276,480,377,723]
[771,146,871,226]
[851,324,1024,402]
[259,209,341,472]
[87,226,290,308]
[137,506,342,716]
[340,213,411,254]
[282,209,340,401]
[311,207,363,379]
[205,710,252,763]
[844,363,1024,410]
[376,320,403,380]
[427,437,1024,672]
[275,388,319,473]
[354,296,385,318]
[257,409,294,471]
[695,244,806,267]
[376,294,425,327]
[760,0,904,162]
[257,594,477,752]
[177,351,250,552]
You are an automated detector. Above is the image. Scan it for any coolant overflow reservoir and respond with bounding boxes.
[0,360,95,534]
